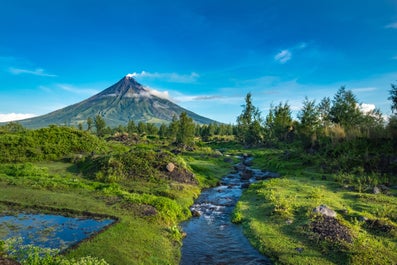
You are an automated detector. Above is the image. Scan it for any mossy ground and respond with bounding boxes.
[233,148,397,265]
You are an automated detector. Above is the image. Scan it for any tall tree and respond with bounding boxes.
[86,117,93,132]
[127,120,137,134]
[272,102,293,141]
[298,97,320,146]
[176,112,195,147]
[236,93,263,146]
[330,86,362,128]
[318,97,331,128]
[389,82,397,114]
[167,115,179,141]
[94,115,106,137]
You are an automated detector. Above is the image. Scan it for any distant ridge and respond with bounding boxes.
[16,75,217,128]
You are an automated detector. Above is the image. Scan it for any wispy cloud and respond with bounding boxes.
[57,84,99,95]
[0,113,37,122]
[274,42,308,64]
[274,50,292,64]
[352,87,377,93]
[385,22,397,29]
[127,71,199,83]
[9,67,57,77]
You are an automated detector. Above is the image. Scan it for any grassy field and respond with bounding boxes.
[0,146,234,264]
[233,148,397,265]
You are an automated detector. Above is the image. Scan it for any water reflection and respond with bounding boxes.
[0,213,114,250]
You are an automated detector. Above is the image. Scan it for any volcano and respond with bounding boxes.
[18,75,217,128]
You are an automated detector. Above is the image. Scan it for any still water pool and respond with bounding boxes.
[0,213,114,251]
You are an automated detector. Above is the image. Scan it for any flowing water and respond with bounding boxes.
[0,213,114,251]
[180,156,273,265]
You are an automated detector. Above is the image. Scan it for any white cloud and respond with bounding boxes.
[57,84,99,95]
[274,50,292,64]
[385,22,397,29]
[9,67,56,77]
[127,71,199,83]
[0,113,37,122]
[144,86,170,99]
[359,103,376,114]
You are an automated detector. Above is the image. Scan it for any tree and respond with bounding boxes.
[176,112,195,147]
[272,102,293,141]
[330,86,362,128]
[298,97,320,147]
[94,115,106,137]
[167,115,179,141]
[236,93,263,146]
[137,122,147,134]
[127,120,137,134]
[318,97,331,128]
[389,82,397,114]
[158,124,168,139]
[86,117,93,132]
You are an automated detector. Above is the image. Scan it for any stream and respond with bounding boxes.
[180,155,274,265]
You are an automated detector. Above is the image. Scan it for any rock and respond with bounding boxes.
[241,183,250,188]
[166,162,175,172]
[295,247,304,253]
[313,205,337,218]
[191,209,201,217]
[358,216,368,222]
[262,171,281,178]
[241,169,253,180]
[373,186,381,194]
[286,219,293,225]
[213,150,223,157]
[379,184,389,191]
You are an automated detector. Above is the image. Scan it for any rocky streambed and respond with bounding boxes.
[180,155,277,265]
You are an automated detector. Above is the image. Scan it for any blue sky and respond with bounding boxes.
[1,0,396,124]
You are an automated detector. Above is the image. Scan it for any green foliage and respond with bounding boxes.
[236,93,263,146]
[0,126,106,163]
[176,112,195,147]
[389,82,397,114]
[94,115,106,137]
[330,86,362,129]
[265,102,293,142]
[2,238,109,265]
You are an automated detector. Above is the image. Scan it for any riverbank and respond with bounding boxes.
[0,147,234,264]
[234,149,397,264]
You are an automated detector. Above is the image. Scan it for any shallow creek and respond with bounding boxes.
[180,156,273,265]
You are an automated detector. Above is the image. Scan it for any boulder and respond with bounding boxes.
[313,205,337,218]
[166,162,175,172]
[191,209,201,217]
[373,186,381,194]
[241,168,253,180]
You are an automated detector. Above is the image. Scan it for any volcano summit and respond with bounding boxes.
[18,75,216,128]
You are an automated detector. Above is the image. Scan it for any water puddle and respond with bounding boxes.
[0,212,115,251]
[180,156,273,265]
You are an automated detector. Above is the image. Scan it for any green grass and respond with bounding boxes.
[234,149,397,265]
[0,145,235,264]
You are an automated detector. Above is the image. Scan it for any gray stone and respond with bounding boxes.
[373,186,381,194]
[313,205,337,218]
